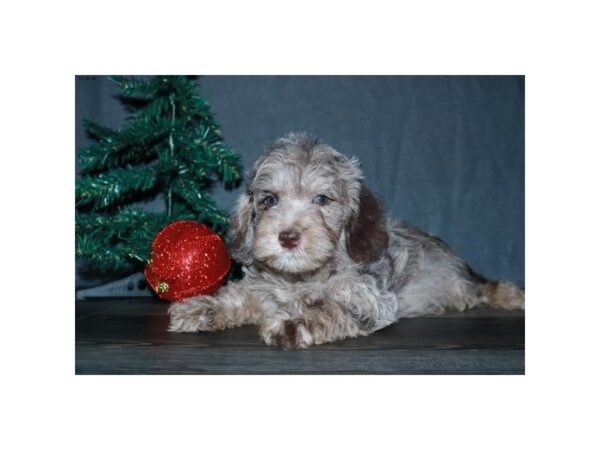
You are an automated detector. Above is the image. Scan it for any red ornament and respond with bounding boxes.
[144,220,231,301]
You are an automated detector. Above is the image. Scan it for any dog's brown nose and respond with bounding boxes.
[278,229,301,249]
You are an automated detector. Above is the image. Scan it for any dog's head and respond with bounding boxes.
[229,133,388,274]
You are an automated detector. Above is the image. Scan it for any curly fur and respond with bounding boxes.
[168,133,524,349]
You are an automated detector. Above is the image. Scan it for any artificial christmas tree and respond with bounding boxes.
[76,76,242,293]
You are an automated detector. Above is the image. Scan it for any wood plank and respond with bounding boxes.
[76,347,524,375]
[75,298,524,375]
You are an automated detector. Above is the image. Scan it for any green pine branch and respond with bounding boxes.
[132,95,171,123]
[76,207,190,272]
[209,143,243,186]
[171,177,229,230]
[79,118,174,173]
[76,165,159,209]
[109,76,159,97]
[83,120,119,142]
[177,130,242,186]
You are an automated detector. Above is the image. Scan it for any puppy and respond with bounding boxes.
[168,133,524,349]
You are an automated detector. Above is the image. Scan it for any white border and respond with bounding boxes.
[2,1,599,449]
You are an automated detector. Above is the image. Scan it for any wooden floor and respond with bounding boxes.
[76,298,525,375]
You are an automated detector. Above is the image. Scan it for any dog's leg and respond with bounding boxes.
[440,268,525,313]
[394,264,525,317]
[259,280,396,349]
[168,281,260,333]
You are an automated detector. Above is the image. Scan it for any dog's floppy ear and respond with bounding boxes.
[345,185,389,263]
[227,189,255,266]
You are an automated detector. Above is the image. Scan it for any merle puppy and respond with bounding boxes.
[168,133,524,349]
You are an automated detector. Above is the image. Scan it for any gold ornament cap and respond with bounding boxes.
[156,281,169,293]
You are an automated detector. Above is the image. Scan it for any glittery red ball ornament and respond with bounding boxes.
[144,220,231,301]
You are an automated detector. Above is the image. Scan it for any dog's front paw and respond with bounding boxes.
[168,296,219,333]
[260,319,314,350]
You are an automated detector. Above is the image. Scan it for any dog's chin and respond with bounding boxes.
[255,247,332,275]
[268,253,324,274]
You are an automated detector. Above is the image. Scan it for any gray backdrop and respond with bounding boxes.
[76,76,524,289]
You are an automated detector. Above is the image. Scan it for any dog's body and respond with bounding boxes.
[168,133,524,349]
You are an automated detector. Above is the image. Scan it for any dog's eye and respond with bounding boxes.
[262,194,278,208]
[313,195,332,206]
